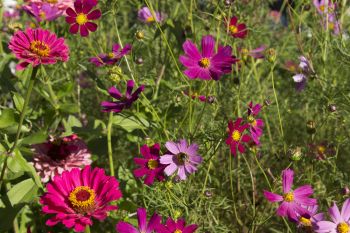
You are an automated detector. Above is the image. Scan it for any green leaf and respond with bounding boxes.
[0,202,24,232]
[19,131,48,145]
[59,103,79,113]
[0,109,16,128]
[112,115,149,133]
[63,115,82,134]
[7,179,38,205]
[12,92,24,112]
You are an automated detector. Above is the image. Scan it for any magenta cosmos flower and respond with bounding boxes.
[179,35,237,81]
[297,205,324,230]
[32,134,92,183]
[227,16,248,39]
[133,144,165,186]
[101,80,144,113]
[315,199,350,233]
[247,102,264,145]
[65,0,101,37]
[263,168,317,221]
[157,218,198,233]
[8,28,69,70]
[159,140,203,180]
[225,118,251,157]
[89,43,132,67]
[138,7,165,24]
[116,208,161,233]
[40,166,122,232]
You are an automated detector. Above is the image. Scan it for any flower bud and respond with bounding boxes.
[289,147,302,161]
[306,120,316,135]
[8,22,23,32]
[224,0,233,6]
[342,186,350,196]
[205,190,213,197]
[135,30,144,40]
[328,104,337,113]
[136,57,144,65]
[165,181,173,189]
[264,98,272,106]
[108,66,123,84]
[266,48,276,63]
[173,210,182,220]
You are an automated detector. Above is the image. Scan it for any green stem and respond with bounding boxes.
[0,66,38,187]
[107,112,115,176]
[84,225,91,233]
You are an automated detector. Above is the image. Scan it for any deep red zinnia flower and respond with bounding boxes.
[40,166,122,232]
[133,144,165,186]
[226,118,251,156]
[227,16,248,39]
[65,0,101,37]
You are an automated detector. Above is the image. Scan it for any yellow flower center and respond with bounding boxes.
[39,11,46,20]
[283,192,294,202]
[337,222,350,233]
[232,130,241,142]
[248,115,257,127]
[299,217,312,227]
[30,40,50,57]
[229,25,238,34]
[329,22,335,30]
[69,186,96,214]
[174,230,182,233]
[176,153,188,165]
[146,16,155,22]
[76,13,88,25]
[319,5,325,12]
[147,159,158,170]
[46,0,58,3]
[108,52,115,59]
[317,145,326,154]
[199,57,210,68]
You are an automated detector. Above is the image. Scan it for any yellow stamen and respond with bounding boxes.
[39,11,46,20]
[248,115,257,127]
[299,217,312,227]
[174,230,183,233]
[319,5,325,12]
[337,222,350,233]
[329,22,335,30]
[199,57,210,68]
[69,186,96,214]
[229,25,238,34]
[30,40,50,57]
[46,0,58,3]
[283,192,294,202]
[147,159,158,170]
[76,13,88,25]
[108,52,115,59]
[232,130,241,142]
[317,145,326,154]
[146,16,155,22]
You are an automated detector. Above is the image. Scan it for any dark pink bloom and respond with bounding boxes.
[24,3,61,22]
[157,218,198,233]
[116,208,161,233]
[240,45,266,60]
[32,134,92,183]
[138,7,165,24]
[133,144,165,186]
[160,140,203,181]
[227,16,248,39]
[8,28,69,70]
[263,169,317,221]
[40,166,122,232]
[183,91,215,104]
[315,199,350,233]
[101,80,144,113]
[89,43,132,67]
[179,35,237,81]
[247,102,264,145]
[225,118,251,157]
[65,0,101,37]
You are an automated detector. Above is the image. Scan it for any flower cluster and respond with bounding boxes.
[313,0,340,35]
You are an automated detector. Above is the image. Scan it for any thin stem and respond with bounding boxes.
[0,66,38,187]
[84,225,91,233]
[107,112,115,176]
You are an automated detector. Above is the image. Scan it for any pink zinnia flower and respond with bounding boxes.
[101,80,145,113]
[227,16,248,39]
[116,208,161,233]
[157,218,198,233]
[25,3,61,22]
[247,102,264,145]
[297,205,324,229]
[315,199,350,233]
[40,166,122,232]
[133,144,165,186]
[263,168,317,221]
[159,140,203,180]
[65,0,101,37]
[89,43,132,67]
[179,35,237,81]
[32,134,92,183]
[138,7,165,24]
[8,28,69,70]
[225,118,251,157]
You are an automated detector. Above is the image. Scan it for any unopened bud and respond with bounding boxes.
[135,30,144,40]
[136,57,144,65]
[224,0,233,6]
[266,48,276,63]
[342,186,350,195]
[290,147,302,161]
[306,120,316,134]
[205,190,213,197]
[328,104,337,113]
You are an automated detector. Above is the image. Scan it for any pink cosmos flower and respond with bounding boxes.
[297,205,324,230]
[138,7,165,24]
[239,45,266,60]
[65,0,101,37]
[183,91,215,104]
[157,218,198,233]
[24,3,61,22]
[40,166,122,232]
[323,15,340,35]
[226,16,248,39]
[101,80,145,113]
[24,0,74,15]
[313,0,336,15]
[8,27,69,70]
[247,102,264,145]
[315,199,350,233]
[179,35,238,81]
[263,168,317,221]
[89,43,132,67]
[293,56,314,92]
[116,208,161,233]
[133,144,165,186]
[32,134,92,183]
[159,140,203,180]
[225,118,251,157]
